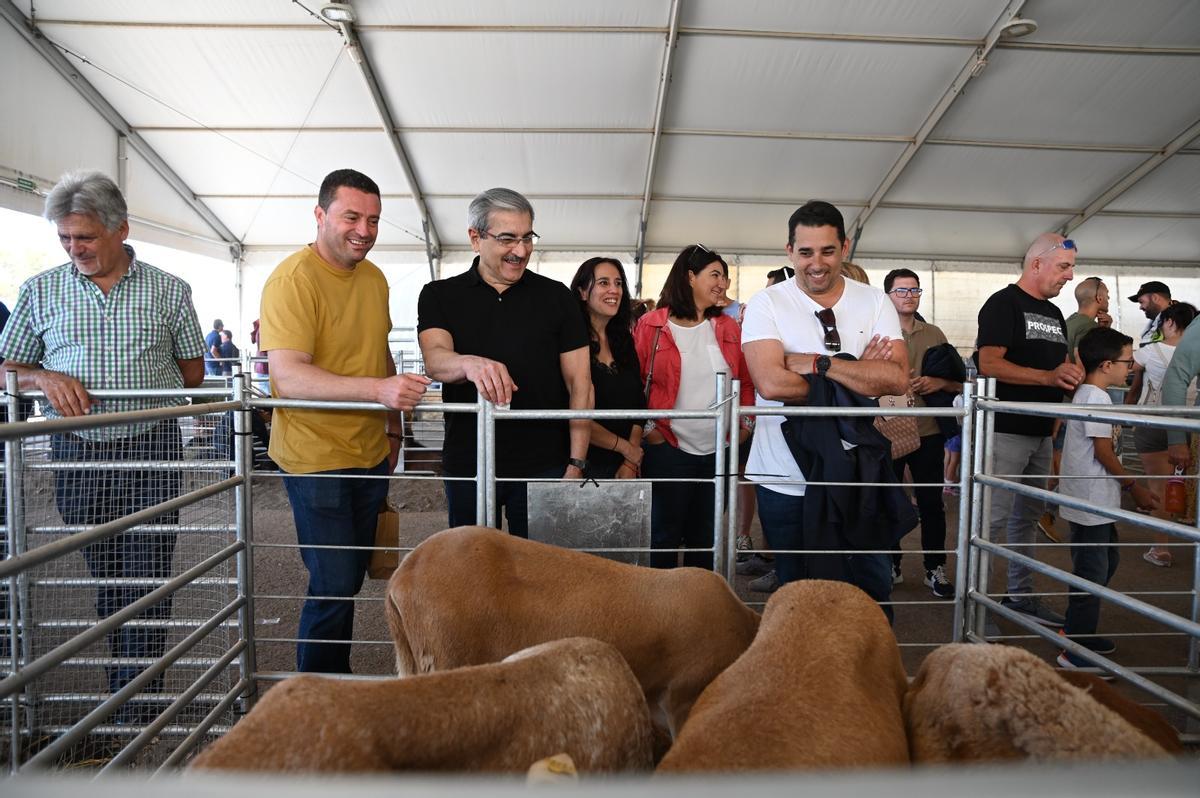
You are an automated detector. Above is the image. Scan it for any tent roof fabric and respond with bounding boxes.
[3,0,1198,264]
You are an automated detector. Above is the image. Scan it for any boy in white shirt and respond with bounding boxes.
[1056,327,1159,669]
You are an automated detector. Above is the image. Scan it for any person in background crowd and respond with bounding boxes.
[636,244,754,570]
[570,257,644,479]
[841,261,869,284]
[418,188,592,536]
[1162,312,1200,509]
[1129,281,1173,346]
[741,201,907,609]
[883,268,959,598]
[0,170,205,717]
[1125,301,1198,567]
[260,168,430,673]
[205,318,224,376]
[976,233,1082,629]
[218,329,239,376]
[1041,276,1114,544]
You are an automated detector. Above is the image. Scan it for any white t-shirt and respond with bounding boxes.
[668,320,727,455]
[1059,383,1119,527]
[1133,341,1175,404]
[741,276,903,496]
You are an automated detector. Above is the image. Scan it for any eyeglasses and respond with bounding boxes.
[478,229,540,247]
[1032,238,1077,260]
[886,287,924,297]
[1109,359,1134,367]
[1084,276,1105,302]
[814,308,841,352]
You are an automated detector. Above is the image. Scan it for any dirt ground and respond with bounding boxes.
[246,471,1198,738]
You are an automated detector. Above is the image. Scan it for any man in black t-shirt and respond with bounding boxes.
[417,188,592,537]
[977,233,1085,629]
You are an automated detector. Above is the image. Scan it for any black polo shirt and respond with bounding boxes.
[417,257,589,477]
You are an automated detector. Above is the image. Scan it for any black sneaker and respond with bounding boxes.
[923,565,954,599]
[1056,649,1114,679]
[891,563,904,585]
[735,553,773,577]
[1067,635,1116,654]
[1000,596,1065,628]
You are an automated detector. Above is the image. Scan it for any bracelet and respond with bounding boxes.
[623,459,640,475]
[610,434,620,451]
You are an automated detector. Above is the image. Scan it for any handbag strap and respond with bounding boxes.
[643,325,663,402]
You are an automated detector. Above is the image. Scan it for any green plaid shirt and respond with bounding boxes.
[0,245,206,440]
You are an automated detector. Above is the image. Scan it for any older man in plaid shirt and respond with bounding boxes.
[0,170,205,715]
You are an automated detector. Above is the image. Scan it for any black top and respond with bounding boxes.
[417,257,589,476]
[587,356,646,476]
[976,284,1069,436]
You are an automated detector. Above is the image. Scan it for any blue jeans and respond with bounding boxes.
[642,442,717,570]
[284,459,390,673]
[1065,522,1119,637]
[51,420,183,695]
[444,465,563,538]
[755,485,894,623]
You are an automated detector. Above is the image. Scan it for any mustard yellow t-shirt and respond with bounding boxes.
[259,246,392,473]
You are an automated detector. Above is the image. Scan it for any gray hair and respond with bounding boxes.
[43,170,128,232]
[467,187,534,233]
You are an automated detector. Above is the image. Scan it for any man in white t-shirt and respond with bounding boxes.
[741,200,908,605]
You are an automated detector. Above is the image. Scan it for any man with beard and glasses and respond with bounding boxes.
[259,169,431,673]
[417,188,592,537]
[740,200,908,610]
[975,233,1083,631]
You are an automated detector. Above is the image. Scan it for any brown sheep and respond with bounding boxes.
[904,643,1171,762]
[384,526,761,737]
[188,637,654,774]
[1055,670,1182,754]
[656,580,910,773]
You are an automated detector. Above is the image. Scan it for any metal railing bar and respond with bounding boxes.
[971,593,1200,721]
[0,402,241,441]
[975,474,1200,543]
[971,540,1200,639]
[155,677,251,773]
[0,542,242,699]
[20,597,243,770]
[0,476,241,580]
[101,640,246,772]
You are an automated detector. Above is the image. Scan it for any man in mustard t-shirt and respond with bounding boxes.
[259,169,430,673]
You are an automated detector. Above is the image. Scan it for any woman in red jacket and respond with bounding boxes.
[635,244,754,570]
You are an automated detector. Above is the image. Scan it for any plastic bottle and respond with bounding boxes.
[1165,467,1186,515]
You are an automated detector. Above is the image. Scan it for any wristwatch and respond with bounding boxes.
[567,457,589,471]
[814,355,832,376]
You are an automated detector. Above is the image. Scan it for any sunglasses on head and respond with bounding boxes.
[1032,238,1077,260]
[814,308,841,352]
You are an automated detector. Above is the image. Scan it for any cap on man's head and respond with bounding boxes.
[1127,281,1170,303]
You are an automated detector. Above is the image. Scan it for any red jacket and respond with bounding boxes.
[633,307,755,449]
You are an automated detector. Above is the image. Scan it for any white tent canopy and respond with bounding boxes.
[3,0,1198,268]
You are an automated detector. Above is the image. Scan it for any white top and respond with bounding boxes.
[668,320,727,455]
[1059,383,1120,527]
[741,275,903,496]
[1133,341,1175,404]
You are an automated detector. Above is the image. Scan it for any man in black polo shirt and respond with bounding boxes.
[417,188,592,536]
[977,233,1084,629]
